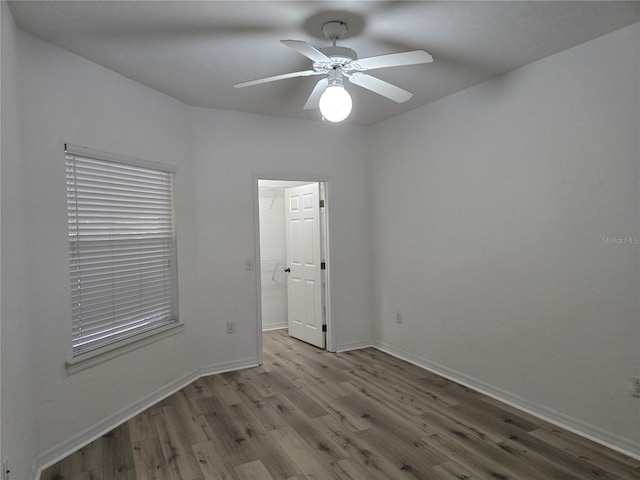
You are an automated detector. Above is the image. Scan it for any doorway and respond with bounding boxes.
[254,177,333,364]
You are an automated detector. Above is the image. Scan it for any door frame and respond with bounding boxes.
[253,173,334,365]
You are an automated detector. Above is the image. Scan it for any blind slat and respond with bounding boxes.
[73,317,176,353]
[74,310,174,336]
[71,277,172,302]
[67,151,178,356]
[72,298,175,328]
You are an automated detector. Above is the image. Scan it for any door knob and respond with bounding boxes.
[284,267,291,273]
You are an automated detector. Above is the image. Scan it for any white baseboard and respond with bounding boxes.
[262,323,288,331]
[336,340,374,353]
[34,356,258,479]
[373,340,640,461]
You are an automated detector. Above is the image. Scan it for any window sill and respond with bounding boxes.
[65,322,184,375]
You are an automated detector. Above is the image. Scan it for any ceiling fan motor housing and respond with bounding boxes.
[317,46,358,69]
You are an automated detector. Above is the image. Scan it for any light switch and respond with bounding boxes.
[246,259,254,271]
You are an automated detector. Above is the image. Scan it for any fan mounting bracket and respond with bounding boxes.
[322,21,348,41]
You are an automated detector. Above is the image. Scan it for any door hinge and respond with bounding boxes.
[321,261,326,270]
[322,324,327,332]
[319,199,325,208]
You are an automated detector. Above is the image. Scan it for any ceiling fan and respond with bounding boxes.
[233,21,433,122]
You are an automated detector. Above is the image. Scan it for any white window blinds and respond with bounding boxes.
[66,145,178,356]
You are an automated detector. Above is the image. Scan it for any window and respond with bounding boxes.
[65,144,178,358]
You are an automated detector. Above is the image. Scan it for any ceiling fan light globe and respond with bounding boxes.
[319,85,352,122]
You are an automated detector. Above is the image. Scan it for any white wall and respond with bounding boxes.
[370,23,640,454]
[3,26,203,475]
[3,18,373,475]
[1,2,37,475]
[191,108,372,358]
[259,187,289,330]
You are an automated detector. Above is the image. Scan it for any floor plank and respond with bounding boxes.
[151,406,203,480]
[103,423,136,480]
[234,460,274,480]
[41,329,640,480]
[131,437,173,480]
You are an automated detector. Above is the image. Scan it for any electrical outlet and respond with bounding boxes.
[396,312,402,324]
[632,377,640,398]
[226,321,235,334]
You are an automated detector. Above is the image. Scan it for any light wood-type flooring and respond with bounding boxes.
[42,329,640,479]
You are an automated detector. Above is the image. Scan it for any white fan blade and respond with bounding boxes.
[348,72,413,103]
[281,40,332,63]
[303,78,328,110]
[356,50,433,70]
[234,70,321,88]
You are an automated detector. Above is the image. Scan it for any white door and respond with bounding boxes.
[285,183,324,348]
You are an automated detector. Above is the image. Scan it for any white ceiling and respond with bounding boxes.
[9,1,640,125]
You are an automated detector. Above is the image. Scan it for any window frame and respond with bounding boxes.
[64,144,181,373]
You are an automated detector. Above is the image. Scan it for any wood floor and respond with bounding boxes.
[42,329,640,480]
